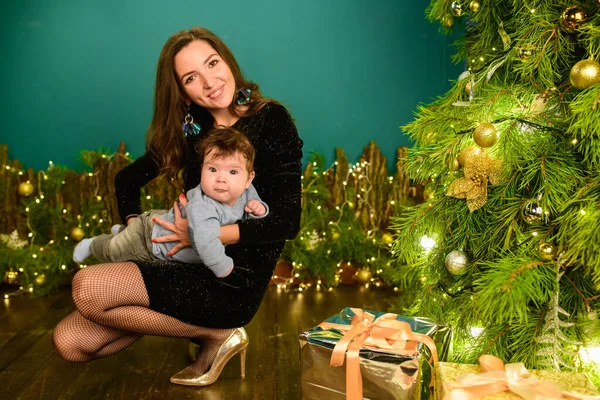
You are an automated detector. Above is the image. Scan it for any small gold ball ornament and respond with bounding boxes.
[560,5,588,32]
[70,227,85,242]
[569,59,600,90]
[35,274,46,286]
[18,181,35,197]
[445,250,469,276]
[469,0,480,12]
[355,268,372,283]
[4,269,20,285]
[518,47,534,61]
[382,233,394,245]
[538,243,556,260]
[473,123,499,148]
[441,14,454,28]
[465,81,473,96]
[458,145,482,166]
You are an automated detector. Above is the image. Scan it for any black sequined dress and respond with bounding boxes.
[114,103,303,328]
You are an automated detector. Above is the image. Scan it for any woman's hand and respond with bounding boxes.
[152,194,191,256]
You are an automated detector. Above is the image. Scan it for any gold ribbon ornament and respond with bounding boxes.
[446,151,503,212]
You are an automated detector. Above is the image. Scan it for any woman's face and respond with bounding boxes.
[174,40,236,112]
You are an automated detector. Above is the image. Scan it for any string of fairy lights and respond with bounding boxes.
[271,159,400,293]
[2,147,415,299]
[1,152,136,298]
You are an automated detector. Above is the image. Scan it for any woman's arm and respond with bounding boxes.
[114,153,159,224]
[236,104,303,245]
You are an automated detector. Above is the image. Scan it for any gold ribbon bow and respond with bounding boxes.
[319,308,438,400]
[446,152,503,212]
[445,355,600,400]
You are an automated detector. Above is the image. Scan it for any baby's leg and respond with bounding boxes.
[90,217,154,262]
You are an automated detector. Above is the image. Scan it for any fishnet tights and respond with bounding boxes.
[52,262,233,375]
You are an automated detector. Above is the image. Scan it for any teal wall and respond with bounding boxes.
[0,1,460,172]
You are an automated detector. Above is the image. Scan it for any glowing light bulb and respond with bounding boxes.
[420,235,436,251]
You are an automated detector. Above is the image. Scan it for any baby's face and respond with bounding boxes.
[200,150,254,206]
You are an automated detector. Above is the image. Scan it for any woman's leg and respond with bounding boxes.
[52,309,142,362]
[54,262,233,373]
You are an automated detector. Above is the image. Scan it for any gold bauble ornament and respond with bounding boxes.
[4,269,20,285]
[382,233,394,245]
[538,243,556,260]
[458,145,482,166]
[469,0,480,12]
[569,59,600,90]
[35,274,46,286]
[473,123,499,148]
[331,232,340,241]
[355,268,372,283]
[518,47,534,61]
[441,14,454,28]
[445,250,469,276]
[18,181,35,197]
[70,227,85,242]
[560,5,588,32]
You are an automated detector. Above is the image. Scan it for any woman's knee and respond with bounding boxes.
[71,266,106,319]
[52,320,87,363]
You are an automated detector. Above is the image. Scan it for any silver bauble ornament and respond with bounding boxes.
[445,250,469,276]
[451,1,464,16]
[521,197,547,225]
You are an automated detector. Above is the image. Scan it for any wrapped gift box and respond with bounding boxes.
[299,307,452,400]
[436,361,600,400]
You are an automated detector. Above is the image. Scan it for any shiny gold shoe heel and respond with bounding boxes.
[239,345,247,379]
[170,327,249,387]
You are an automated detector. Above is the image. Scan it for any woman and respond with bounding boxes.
[52,26,303,386]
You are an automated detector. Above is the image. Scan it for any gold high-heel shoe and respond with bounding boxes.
[170,327,248,386]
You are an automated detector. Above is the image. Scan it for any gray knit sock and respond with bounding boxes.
[73,237,95,263]
[111,224,124,236]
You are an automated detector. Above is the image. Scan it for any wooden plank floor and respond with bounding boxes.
[0,284,398,400]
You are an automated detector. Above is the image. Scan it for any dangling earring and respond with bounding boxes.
[236,88,251,105]
[182,105,201,137]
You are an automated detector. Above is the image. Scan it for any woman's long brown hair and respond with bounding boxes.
[146,26,275,182]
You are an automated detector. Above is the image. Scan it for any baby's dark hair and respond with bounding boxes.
[196,127,255,172]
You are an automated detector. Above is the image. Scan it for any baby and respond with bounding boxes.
[73,127,268,278]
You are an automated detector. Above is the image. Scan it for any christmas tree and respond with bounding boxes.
[391,0,600,385]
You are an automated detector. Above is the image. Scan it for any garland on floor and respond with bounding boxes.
[0,142,422,296]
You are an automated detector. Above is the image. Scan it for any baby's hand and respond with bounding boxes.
[245,199,266,216]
